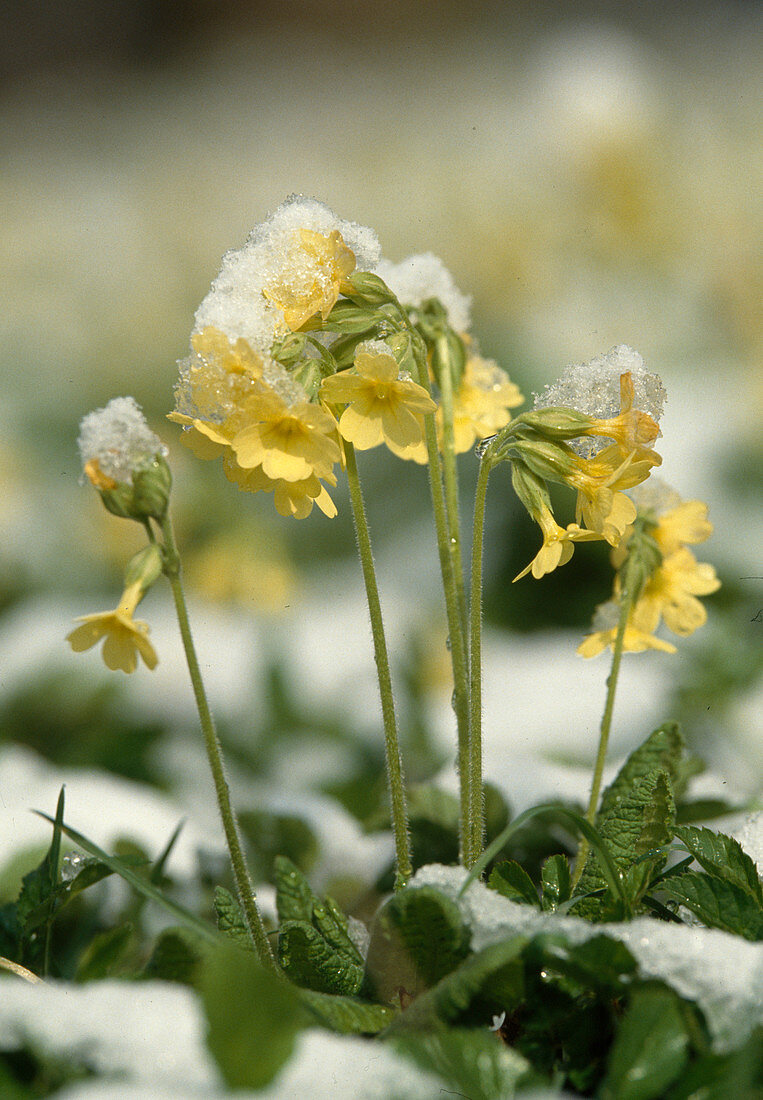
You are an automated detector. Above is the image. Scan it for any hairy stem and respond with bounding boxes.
[344,442,412,888]
[160,514,277,970]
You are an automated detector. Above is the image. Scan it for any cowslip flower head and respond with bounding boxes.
[320,339,437,459]
[67,580,158,673]
[635,547,721,637]
[374,253,472,333]
[78,397,170,520]
[194,197,381,353]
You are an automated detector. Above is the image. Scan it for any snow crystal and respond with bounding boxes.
[413,864,763,1053]
[375,252,472,333]
[77,396,164,485]
[731,812,763,874]
[533,344,666,456]
[194,196,381,352]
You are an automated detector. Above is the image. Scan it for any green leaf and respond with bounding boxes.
[391,1028,531,1100]
[390,937,527,1031]
[364,886,471,1003]
[573,769,675,919]
[665,1024,763,1099]
[75,923,135,982]
[600,984,690,1100]
[34,811,219,944]
[17,788,66,933]
[489,861,541,908]
[673,825,763,902]
[143,928,202,985]
[299,989,396,1034]
[274,856,316,924]
[213,886,251,950]
[659,872,763,940]
[535,933,637,994]
[278,919,363,995]
[200,943,309,1089]
[541,855,571,912]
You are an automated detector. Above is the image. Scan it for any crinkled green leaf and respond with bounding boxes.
[200,942,309,1089]
[213,886,251,950]
[541,854,571,912]
[660,872,763,940]
[299,988,396,1033]
[489,860,541,908]
[574,769,675,919]
[391,1028,532,1100]
[278,919,363,995]
[389,936,527,1031]
[600,984,690,1100]
[673,825,763,902]
[364,885,471,1003]
[274,856,317,924]
[598,724,684,821]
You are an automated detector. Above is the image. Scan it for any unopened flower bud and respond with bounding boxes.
[515,407,597,440]
[510,459,551,521]
[123,542,164,591]
[510,437,578,484]
[344,271,397,306]
[78,396,171,521]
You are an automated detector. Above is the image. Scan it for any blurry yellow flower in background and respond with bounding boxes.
[637,547,721,637]
[450,355,523,453]
[67,580,158,673]
[321,339,436,458]
[577,599,677,657]
[263,228,356,330]
[184,530,297,611]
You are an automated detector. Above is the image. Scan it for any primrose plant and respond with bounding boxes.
[65,196,726,981]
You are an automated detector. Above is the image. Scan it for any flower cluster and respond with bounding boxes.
[483,350,665,580]
[169,198,525,517]
[578,479,721,656]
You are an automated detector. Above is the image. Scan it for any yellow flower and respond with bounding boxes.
[636,547,721,637]
[262,229,356,330]
[652,500,714,555]
[67,581,158,673]
[514,503,602,581]
[320,340,437,458]
[223,453,337,519]
[230,389,340,481]
[577,599,677,657]
[449,355,523,453]
[184,327,265,417]
[568,444,661,543]
[583,371,662,459]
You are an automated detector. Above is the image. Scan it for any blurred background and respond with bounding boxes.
[0,1,760,904]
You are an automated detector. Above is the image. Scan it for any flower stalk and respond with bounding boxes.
[343,441,413,888]
[159,514,277,971]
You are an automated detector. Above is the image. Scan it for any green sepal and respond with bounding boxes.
[99,454,171,522]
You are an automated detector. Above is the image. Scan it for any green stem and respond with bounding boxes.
[410,344,473,866]
[468,456,493,862]
[159,514,277,971]
[343,442,412,889]
[435,336,468,641]
[572,552,638,889]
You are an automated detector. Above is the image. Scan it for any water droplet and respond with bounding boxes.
[445,635,452,651]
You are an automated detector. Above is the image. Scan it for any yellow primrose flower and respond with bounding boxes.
[577,599,677,657]
[223,453,337,519]
[262,228,356,330]
[320,340,437,458]
[230,389,340,482]
[514,503,602,581]
[450,355,524,453]
[67,581,158,674]
[636,547,721,637]
[184,327,265,418]
[652,500,714,555]
[583,371,661,460]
